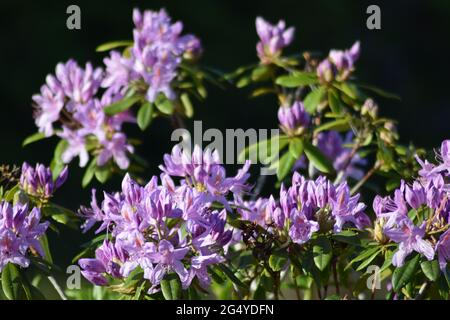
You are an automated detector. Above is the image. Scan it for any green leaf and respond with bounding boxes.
[53,139,69,163]
[1,263,30,300]
[314,118,350,134]
[4,185,19,202]
[160,273,182,300]
[289,138,304,159]
[345,246,380,270]
[236,76,251,88]
[82,158,97,188]
[303,141,334,173]
[249,87,275,98]
[421,260,440,282]
[313,237,332,271]
[39,234,53,264]
[42,204,78,229]
[328,89,344,114]
[277,151,296,181]
[269,252,288,272]
[392,254,420,292]
[95,165,111,184]
[217,264,249,290]
[304,87,326,113]
[180,93,194,118]
[275,72,318,87]
[358,83,401,100]
[104,96,140,115]
[251,65,271,82]
[155,96,175,115]
[334,82,361,100]
[22,132,47,147]
[96,40,133,52]
[356,249,381,271]
[137,102,154,130]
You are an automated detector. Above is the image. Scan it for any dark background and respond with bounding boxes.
[0,0,449,270]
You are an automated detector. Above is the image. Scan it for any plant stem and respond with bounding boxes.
[350,162,381,195]
[332,259,340,296]
[48,275,67,300]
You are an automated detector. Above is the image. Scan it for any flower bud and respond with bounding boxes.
[361,98,378,119]
[278,101,310,136]
[316,59,336,84]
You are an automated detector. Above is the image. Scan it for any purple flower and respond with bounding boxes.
[0,201,48,271]
[20,162,68,199]
[404,181,426,209]
[58,127,89,167]
[125,8,202,102]
[316,59,336,83]
[317,41,360,82]
[437,229,450,270]
[147,239,190,288]
[78,165,231,290]
[384,219,434,267]
[101,51,134,100]
[289,208,319,244]
[255,17,294,64]
[278,101,310,136]
[190,254,224,288]
[330,182,368,232]
[98,133,134,170]
[33,58,135,171]
[329,41,360,79]
[159,145,251,209]
[32,81,65,137]
[79,240,127,286]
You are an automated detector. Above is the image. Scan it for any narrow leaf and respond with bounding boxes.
[275,72,318,87]
[303,141,334,173]
[104,96,140,115]
[304,87,326,113]
[392,254,420,292]
[22,132,47,147]
[96,40,133,52]
[137,102,154,130]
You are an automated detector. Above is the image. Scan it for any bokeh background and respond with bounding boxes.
[0,0,449,279]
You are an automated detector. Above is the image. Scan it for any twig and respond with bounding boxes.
[332,259,340,296]
[350,162,381,195]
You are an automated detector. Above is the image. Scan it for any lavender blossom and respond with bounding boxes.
[317,41,360,82]
[78,156,237,290]
[117,8,202,102]
[0,201,49,271]
[255,17,295,64]
[384,219,434,267]
[278,101,310,136]
[20,162,68,199]
[437,229,450,270]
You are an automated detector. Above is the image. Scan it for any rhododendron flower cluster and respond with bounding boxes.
[32,59,135,169]
[374,140,450,268]
[255,17,294,64]
[78,145,250,291]
[0,201,48,271]
[20,162,68,200]
[103,8,202,103]
[237,172,370,245]
[317,41,360,83]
